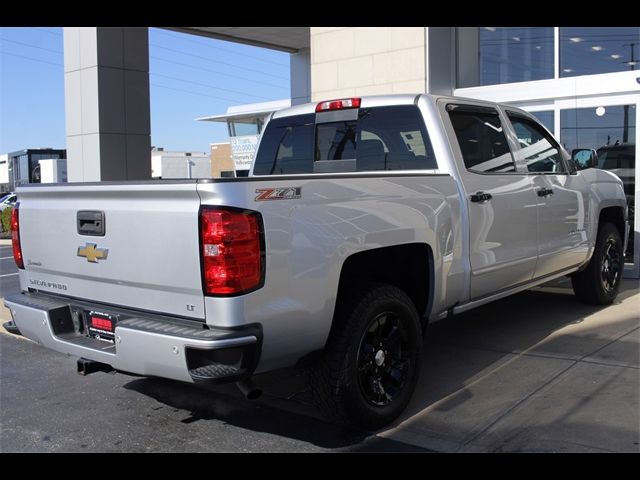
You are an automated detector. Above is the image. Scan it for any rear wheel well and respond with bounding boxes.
[332,243,432,332]
[599,207,625,240]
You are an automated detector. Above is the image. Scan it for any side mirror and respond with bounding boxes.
[571,149,598,170]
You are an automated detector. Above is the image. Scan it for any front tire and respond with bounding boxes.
[308,284,422,430]
[572,222,624,305]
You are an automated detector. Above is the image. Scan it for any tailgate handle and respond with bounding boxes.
[77,211,105,236]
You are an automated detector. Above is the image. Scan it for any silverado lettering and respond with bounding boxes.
[29,279,68,291]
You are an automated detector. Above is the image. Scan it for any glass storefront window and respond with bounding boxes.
[561,105,636,262]
[480,27,554,86]
[560,105,636,152]
[560,27,640,77]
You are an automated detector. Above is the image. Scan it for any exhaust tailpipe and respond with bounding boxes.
[77,357,114,376]
[236,377,262,400]
[2,320,22,336]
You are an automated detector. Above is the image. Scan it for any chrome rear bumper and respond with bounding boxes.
[4,292,261,384]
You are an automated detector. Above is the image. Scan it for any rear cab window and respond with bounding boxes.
[253,104,438,175]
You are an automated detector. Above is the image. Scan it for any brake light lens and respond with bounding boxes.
[315,97,361,112]
[200,207,264,296]
[11,203,24,269]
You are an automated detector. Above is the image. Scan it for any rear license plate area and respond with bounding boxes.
[86,311,117,343]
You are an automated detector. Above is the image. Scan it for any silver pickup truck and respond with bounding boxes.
[5,94,628,429]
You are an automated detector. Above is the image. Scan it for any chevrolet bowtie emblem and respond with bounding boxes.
[77,243,109,263]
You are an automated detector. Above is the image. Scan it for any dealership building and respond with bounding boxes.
[61,27,639,275]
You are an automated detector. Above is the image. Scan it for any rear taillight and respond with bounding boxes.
[11,202,24,269]
[199,207,264,296]
[315,97,361,112]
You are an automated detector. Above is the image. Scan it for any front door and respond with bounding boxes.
[444,103,539,299]
[505,111,591,278]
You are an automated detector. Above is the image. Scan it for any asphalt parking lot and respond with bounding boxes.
[1,238,638,452]
[0,241,18,299]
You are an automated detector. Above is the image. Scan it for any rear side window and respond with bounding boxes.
[253,105,437,175]
[448,106,516,173]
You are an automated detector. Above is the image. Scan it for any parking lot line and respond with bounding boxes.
[0,273,19,278]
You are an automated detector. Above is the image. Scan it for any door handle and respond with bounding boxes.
[536,187,554,197]
[470,191,493,203]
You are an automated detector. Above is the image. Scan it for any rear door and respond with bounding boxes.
[442,102,538,299]
[17,181,206,319]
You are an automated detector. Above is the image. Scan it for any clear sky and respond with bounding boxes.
[0,27,291,154]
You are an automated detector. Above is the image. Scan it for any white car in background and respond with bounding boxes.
[0,193,17,211]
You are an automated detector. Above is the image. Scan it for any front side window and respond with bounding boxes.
[507,113,566,173]
[448,106,515,173]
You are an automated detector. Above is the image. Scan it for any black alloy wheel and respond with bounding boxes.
[308,283,422,430]
[601,238,621,295]
[572,222,624,305]
[357,311,411,407]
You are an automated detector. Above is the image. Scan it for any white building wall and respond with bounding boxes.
[0,154,8,186]
[310,27,427,101]
[38,159,68,183]
[151,151,210,179]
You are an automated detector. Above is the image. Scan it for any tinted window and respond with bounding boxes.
[448,107,515,173]
[355,106,437,171]
[508,114,565,173]
[253,114,314,175]
[253,106,437,175]
[316,121,357,161]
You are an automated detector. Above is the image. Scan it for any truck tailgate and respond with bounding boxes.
[16,182,205,320]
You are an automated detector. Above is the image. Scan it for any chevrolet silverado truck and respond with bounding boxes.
[4,94,628,429]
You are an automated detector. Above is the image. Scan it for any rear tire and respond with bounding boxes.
[572,222,624,305]
[308,284,422,430]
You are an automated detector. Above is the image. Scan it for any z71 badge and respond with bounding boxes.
[255,187,302,201]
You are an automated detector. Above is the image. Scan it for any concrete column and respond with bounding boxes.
[63,27,151,182]
[456,27,480,88]
[290,47,311,105]
[426,27,456,95]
